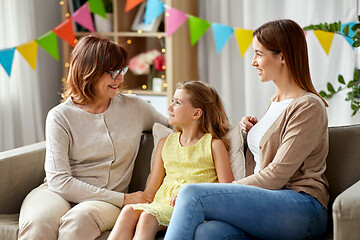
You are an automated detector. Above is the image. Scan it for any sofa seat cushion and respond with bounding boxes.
[0,214,19,240]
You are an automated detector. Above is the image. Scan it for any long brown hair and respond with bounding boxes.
[176,81,230,149]
[253,19,328,106]
[61,35,128,104]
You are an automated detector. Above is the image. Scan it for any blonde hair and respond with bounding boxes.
[175,81,230,149]
[61,35,128,104]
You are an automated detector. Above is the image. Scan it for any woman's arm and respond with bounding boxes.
[143,137,167,199]
[212,139,234,183]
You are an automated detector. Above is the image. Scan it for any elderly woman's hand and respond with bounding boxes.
[240,116,258,133]
[123,191,153,205]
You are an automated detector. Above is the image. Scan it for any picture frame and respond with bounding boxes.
[131,2,162,32]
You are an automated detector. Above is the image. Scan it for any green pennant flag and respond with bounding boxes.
[89,0,107,18]
[188,15,211,46]
[35,31,59,60]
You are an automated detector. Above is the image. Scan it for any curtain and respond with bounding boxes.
[0,0,44,151]
[198,0,360,126]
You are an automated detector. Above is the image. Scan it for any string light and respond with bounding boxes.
[161,74,165,79]
[74,39,78,44]
[64,63,70,68]
[157,35,162,39]
[127,39,132,44]
[61,77,66,82]
[163,83,168,88]
[127,90,133,94]
[162,66,166,70]
[165,13,170,17]
[142,84,147,90]
[65,12,70,18]
[161,48,166,53]
[59,1,64,5]
[137,29,143,34]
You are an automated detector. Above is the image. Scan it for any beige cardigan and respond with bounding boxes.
[234,92,329,208]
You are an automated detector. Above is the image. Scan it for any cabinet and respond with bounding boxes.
[61,0,199,115]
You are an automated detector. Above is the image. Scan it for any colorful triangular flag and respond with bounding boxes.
[313,30,334,55]
[144,0,164,25]
[53,17,76,47]
[88,0,107,18]
[165,6,188,37]
[234,28,253,57]
[72,2,95,32]
[36,31,59,60]
[125,0,144,12]
[341,22,356,48]
[0,47,16,77]
[17,40,38,70]
[212,23,234,53]
[188,15,211,46]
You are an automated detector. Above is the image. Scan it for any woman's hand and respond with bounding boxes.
[123,191,153,205]
[169,195,177,207]
[240,116,258,133]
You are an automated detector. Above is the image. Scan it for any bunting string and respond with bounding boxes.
[0,0,356,78]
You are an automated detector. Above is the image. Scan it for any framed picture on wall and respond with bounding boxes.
[131,2,162,32]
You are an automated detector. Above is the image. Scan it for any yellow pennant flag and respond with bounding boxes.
[17,40,38,70]
[313,30,334,55]
[234,28,253,57]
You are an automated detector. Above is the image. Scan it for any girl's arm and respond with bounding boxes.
[212,139,234,183]
[143,137,167,199]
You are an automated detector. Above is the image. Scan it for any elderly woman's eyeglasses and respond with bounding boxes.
[106,65,129,80]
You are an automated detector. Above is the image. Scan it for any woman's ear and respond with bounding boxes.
[193,108,203,120]
[280,53,285,64]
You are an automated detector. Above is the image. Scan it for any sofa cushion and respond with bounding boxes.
[151,123,245,180]
[0,214,19,240]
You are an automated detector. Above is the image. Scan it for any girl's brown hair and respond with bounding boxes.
[61,35,128,104]
[176,81,230,149]
[253,19,328,106]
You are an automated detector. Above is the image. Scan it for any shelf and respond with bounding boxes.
[124,89,167,96]
[75,32,167,38]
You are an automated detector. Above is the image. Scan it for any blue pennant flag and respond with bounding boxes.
[212,23,234,53]
[144,0,165,25]
[341,22,356,48]
[0,47,16,77]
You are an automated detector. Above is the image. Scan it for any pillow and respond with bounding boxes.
[151,122,245,180]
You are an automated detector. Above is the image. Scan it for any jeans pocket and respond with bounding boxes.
[304,198,328,240]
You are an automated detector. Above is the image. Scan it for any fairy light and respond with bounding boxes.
[59,1,64,5]
[127,90,133,94]
[161,74,165,79]
[157,35,162,39]
[61,77,66,83]
[142,84,147,90]
[137,29,143,34]
[161,48,166,53]
[65,12,70,18]
[127,39,132,45]
[162,66,166,70]
[74,39,78,44]
[163,82,168,88]
[165,13,170,17]
[64,63,70,68]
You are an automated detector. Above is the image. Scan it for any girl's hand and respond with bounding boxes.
[169,195,177,207]
[240,116,258,133]
[123,191,153,205]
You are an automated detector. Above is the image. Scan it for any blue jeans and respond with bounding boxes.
[164,183,327,240]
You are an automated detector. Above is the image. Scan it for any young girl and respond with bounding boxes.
[108,81,234,240]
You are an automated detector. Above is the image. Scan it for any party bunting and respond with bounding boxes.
[0,48,16,77]
[35,31,59,61]
[212,23,234,53]
[125,0,144,12]
[88,0,106,18]
[234,28,253,57]
[341,22,356,48]
[188,15,211,46]
[165,7,188,37]
[72,2,95,32]
[313,30,335,55]
[17,41,38,70]
[53,17,76,47]
[144,0,165,25]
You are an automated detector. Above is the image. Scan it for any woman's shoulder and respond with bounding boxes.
[292,92,326,111]
[47,97,74,118]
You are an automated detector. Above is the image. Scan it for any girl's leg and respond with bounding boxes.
[165,183,327,240]
[107,205,142,240]
[133,211,166,240]
[195,220,251,240]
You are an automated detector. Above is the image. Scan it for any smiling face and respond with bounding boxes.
[168,88,198,127]
[251,37,284,83]
[92,72,124,101]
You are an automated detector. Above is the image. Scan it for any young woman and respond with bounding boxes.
[164,19,329,240]
[18,35,168,240]
[108,81,234,240]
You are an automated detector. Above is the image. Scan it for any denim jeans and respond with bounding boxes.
[164,183,327,240]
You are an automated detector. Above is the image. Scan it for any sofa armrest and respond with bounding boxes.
[332,180,360,240]
[0,141,46,214]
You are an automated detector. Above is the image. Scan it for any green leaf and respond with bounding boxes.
[352,40,360,48]
[329,23,336,32]
[303,25,314,31]
[358,15,360,22]
[354,69,359,81]
[338,75,346,84]
[351,23,360,32]
[327,82,336,93]
[348,80,355,87]
[319,90,328,98]
[343,25,350,36]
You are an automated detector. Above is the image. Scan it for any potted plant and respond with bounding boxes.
[94,0,113,32]
[303,17,360,115]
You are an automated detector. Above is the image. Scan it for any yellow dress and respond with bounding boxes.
[130,132,218,226]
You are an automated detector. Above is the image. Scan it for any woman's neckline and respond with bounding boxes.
[70,96,114,115]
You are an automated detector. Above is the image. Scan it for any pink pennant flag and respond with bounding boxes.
[72,2,95,32]
[166,6,188,37]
